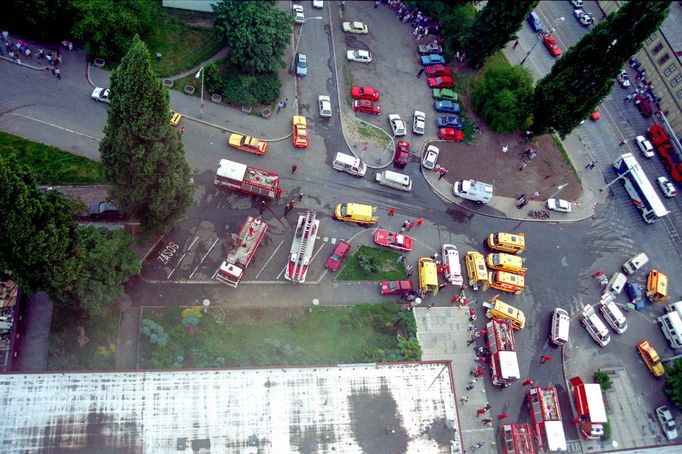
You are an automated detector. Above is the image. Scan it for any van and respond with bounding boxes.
[465,251,489,290]
[442,244,463,286]
[658,311,682,349]
[647,270,670,303]
[581,304,611,347]
[376,170,412,192]
[599,294,628,334]
[418,257,439,295]
[605,272,627,297]
[550,308,570,346]
[453,179,493,204]
[489,271,525,295]
[484,295,525,330]
[486,253,526,275]
[665,301,682,319]
[334,203,378,225]
[622,252,649,275]
[487,232,526,254]
[332,152,366,177]
[527,11,545,33]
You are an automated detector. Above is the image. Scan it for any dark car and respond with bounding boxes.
[88,201,121,219]
[436,115,464,129]
[527,11,544,32]
[325,240,351,271]
[635,95,652,118]
[625,282,645,310]
[394,141,410,168]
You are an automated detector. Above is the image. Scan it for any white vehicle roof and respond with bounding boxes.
[441,244,462,285]
[543,421,568,452]
[217,158,247,181]
[581,384,607,423]
[497,351,520,380]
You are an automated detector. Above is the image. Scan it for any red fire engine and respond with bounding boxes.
[648,123,682,182]
[286,210,319,283]
[569,376,607,440]
[216,216,268,287]
[215,158,282,199]
[527,387,567,452]
[501,424,535,454]
[486,319,520,386]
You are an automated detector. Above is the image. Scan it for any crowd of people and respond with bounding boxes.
[377,0,442,44]
[625,56,662,109]
[1,30,70,80]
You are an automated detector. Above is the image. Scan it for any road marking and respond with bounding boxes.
[255,239,285,278]
[188,237,219,280]
[8,113,101,141]
[276,264,287,280]
[187,236,199,251]
[167,236,198,278]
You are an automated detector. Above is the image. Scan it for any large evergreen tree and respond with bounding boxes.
[532,1,670,136]
[100,35,193,234]
[464,0,538,69]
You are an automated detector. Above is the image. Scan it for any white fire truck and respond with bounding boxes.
[527,387,567,452]
[569,376,607,440]
[215,158,281,199]
[486,319,520,387]
[286,210,319,283]
[216,216,268,287]
[501,424,536,454]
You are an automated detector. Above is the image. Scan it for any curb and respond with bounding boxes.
[0,55,49,71]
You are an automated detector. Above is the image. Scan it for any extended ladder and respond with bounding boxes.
[290,210,317,283]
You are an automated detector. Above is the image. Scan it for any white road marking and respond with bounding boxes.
[255,239,285,278]
[188,237,219,279]
[8,113,101,141]
[187,236,199,250]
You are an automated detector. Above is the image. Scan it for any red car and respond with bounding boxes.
[438,127,463,141]
[634,95,652,118]
[325,240,351,271]
[394,140,410,168]
[425,64,452,77]
[380,280,413,295]
[427,76,455,89]
[374,229,413,252]
[543,35,561,56]
[351,86,380,101]
[353,99,382,115]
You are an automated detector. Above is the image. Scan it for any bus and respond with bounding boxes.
[613,153,669,223]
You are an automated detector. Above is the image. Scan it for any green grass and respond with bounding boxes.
[356,121,391,148]
[551,133,580,180]
[139,303,415,368]
[337,245,407,281]
[0,132,106,184]
[47,303,119,371]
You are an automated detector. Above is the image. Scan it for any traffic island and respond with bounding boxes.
[343,117,394,168]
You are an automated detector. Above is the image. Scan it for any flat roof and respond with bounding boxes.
[0,362,460,453]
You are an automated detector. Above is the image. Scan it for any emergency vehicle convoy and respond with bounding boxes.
[286,210,319,283]
[215,158,281,200]
[216,216,268,287]
[527,386,567,452]
[486,319,520,387]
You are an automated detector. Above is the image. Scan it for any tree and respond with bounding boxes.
[471,65,534,133]
[464,0,538,69]
[415,1,475,58]
[72,0,155,61]
[665,359,682,409]
[0,156,84,297]
[532,1,671,136]
[212,0,293,74]
[2,0,76,42]
[100,35,193,234]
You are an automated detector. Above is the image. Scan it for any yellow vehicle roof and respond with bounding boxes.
[648,270,667,293]
[293,115,307,127]
[494,271,525,286]
[493,299,525,324]
[487,253,524,269]
[639,341,664,376]
[495,232,525,247]
[343,203,376,219]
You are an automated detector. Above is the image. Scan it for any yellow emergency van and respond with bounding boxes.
[486,253,526,275]
[465,251,489,290]
[334,203,378,225]
[487,232,526,254]
[418,257,439,295]
[489,271,525,295]
[485,295,526,330]
[647,270,670,303]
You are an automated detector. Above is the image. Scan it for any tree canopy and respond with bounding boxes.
[532,0,671,136]
[465,0,538,69]
[471,65,534,133]
[2,0,76,42]
[100,35,193,235]
[665,359,682,410]
[416,1,476,58]
[212,0,293,74]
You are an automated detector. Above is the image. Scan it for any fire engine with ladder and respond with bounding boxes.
[569,376,607,440]
[286,210,319,283]
[216,216,268,287]
[527,386,567,452]
[501,424,535,454]
[214,158,281,199]
[486,319,520,387]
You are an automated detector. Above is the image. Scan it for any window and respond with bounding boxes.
[645,35,657,45]
[658,53,670,65]
[663,64,677,77]
[677,89,682,100]
[652,42,664,54]
[670,75,682,87]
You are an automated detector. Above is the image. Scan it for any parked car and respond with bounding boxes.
[347,49,372,63]
[325,240,351,271]
[292,115,308,148]
[351,86,380,101]
[353,99,381,115]
[624,282,645,310]
[420,54,446,66]
[374,230,413,252]
[91,87,111,103]
[543,35,561,56]
[527,11,544,33]
[656,406,678,440]
[571,0,584,7]
[436,116,463,129]
[394,141,410,168]
[295,53,308,76]
[634,94,652,117]
[637,340,665,377]
[425,64,451,77]
[635,135,654,158]
[546,198,572,213]
[657,176,678,197]
[380,280,413,295]
[170,110,182,126]
[434,100,461,113]
[318,95,332,118]
[388,114,406,136]
[617,69,631,88]
[343,21,368,34]
[312,0,324,8]
[88,201,121,219]
[422,145,439,170]
[432,88,458,102]
[428,76,454,89]
[292,4,305,24]
[573,9,593,26]
[417,42,443,55]
[438,127,463,141]
[413,111,425,135]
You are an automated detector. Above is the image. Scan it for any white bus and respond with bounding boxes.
[613,153,669,223]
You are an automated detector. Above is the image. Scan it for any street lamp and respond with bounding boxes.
[291,17,323,72]
[547,183,568,201]
[195,66,205,117]
[520,16,564,65]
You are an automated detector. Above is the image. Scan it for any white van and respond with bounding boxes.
[665,301,682,319]
[332,152,366,177]
[453,179,493,204]
[605,272,627,297]
[550,308,570,346]
[376,170,412,192]
[658,311,682,349]
[621,252,649,275]
[599,294,628,334]
[441,244,463,286]
[581,304,611,347]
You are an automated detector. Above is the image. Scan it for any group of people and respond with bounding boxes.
[1,30,67,80]
[379,0,441,43]
[625,57,661,109]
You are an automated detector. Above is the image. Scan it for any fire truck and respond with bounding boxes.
[286,210,319,283]
[215,158,281,199]
[527,387,567,452]
[216,216,268,287]
[569,376,607,440]
[501,424,536,454]
[486,319,520,387]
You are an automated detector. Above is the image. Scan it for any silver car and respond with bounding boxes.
[421,145,439,170]
[295,53,307,77]
[318,95,332,118]
[656,406,678,440]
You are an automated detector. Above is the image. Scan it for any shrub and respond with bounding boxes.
[203,63,224,95]
[593,370,613,390]
[471,65,534,133]
[221,67,280,106]
[398,336,422,360]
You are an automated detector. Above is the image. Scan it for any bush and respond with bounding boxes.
[203,63,224,95]
[594,370,613,390]
[221,67,280,106]
[398,336,422,361]
[471,65,534,133]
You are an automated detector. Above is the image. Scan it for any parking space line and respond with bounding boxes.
[188,237,219,280]
[187,236,199,251]
[167,235,200,279]
[255,240,285,279]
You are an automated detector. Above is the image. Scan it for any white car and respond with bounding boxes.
[656,406,678,440]
[413,111,425,135]
[570,0,584,7]
[573,9,593,26]
[657,176,678,197]
[617,70,631,88]
[421,145,439,170]
[312,0,323,8]
[342,21,368,34]
[91,87,111,103]
[546,198,572,213]
[292,5,305,24]
[388,114,406,137]
[635,135,654,158]
[318,95,332,118]
[346,49,372,63]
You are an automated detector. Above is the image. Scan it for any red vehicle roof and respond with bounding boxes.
[380,280,413,295]
[351,86,380,101]
[374,230,413,252]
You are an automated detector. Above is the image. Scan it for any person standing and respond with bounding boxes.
[540,355,553,364]
[55,67,61,79]
[388,207,396,216]
[259,200,267,214]
[156,52,162,61]
[291,164,298,174]
[513,40,519,50]
[416,68,425,78]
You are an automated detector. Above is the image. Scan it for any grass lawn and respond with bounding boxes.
[47,303,119,371]
[139,303,416,369]
[337,245,407,281]
[0,132,106,184]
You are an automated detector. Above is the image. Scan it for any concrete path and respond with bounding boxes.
[166,46,230,81]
